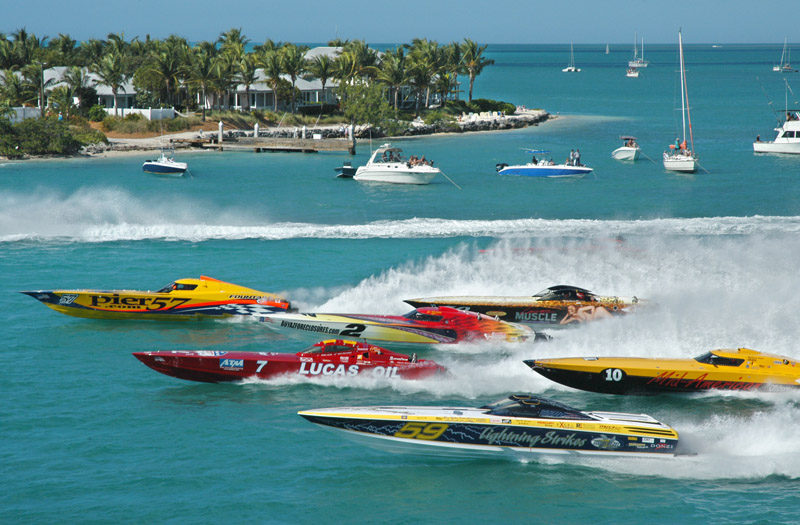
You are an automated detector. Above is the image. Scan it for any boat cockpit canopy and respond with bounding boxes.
[533,285,596,302]
[403,310,443,323]
[157,282,198,293]
[693,352,745,367]
[482,394,593,420]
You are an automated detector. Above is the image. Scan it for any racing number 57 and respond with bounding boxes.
[394,422,448,440]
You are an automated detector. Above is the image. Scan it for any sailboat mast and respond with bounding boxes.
[679,31,695,154]
[641,37,644,62]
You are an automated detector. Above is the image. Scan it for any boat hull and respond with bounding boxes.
[498,164,592,178]
[611,147,640,160]
[299,409,678,458]
[663,154,696,172]
[753,141,800,154]
[354,166,438,184]
[142,161,187,175]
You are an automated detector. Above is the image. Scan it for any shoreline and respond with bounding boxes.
[1,109,552,162]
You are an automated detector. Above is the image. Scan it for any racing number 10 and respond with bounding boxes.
[603,368,624,382]
[394,422,448,440]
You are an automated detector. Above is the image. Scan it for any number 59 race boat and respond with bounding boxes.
[299,393,679,458]
[22,275,292,321]
[259,306,547,345]
[525,348,800,395]
[405,285,639,327]
[134,339,444,383]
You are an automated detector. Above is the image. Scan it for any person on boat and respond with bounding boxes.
[575,149,581,166]
[674,138,681,151]
[531,154,538,165]
[568,149,575,165]
[756,135,761,142]
[420,155,427,165]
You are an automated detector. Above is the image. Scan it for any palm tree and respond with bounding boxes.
[0,68,37,106]
[235,54,258,111]
[78,39,105,67]
[218,28,249,54]
[443,41,463,101]
[254,39,283,54]
[49,33,77,65]
[280,44,308,113]
[48,85,75,118]
[91,51,128,116]
[461,39,494,102]
[306,54,334,106]
[21,62,55,115]
[375,47,407,113]
[184,46,216,120]
[258,50,283,111]
[408,39,442,109]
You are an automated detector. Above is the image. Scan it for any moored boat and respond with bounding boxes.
[562,42,581,73]
[22,275,292,320]
[525,348,800,395]
[663,30,698,173]
[611,136,641,160]
[299,393,680,458]
[353,143,439,184]
[142,147,187,176]
[134,339,444,383]
[625,67,639,78]
[405,285,639,327]
[496,149,592,178]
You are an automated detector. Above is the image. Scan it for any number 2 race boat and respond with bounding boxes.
[134,339,445,383]
[22,276,292,321]
[299,393,679,458]
[525,348,800,395]
[405,285,639,327]
[259,306,546,345]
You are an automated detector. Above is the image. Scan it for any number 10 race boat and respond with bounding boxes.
[22,275,292,320]
[299,393,679,458]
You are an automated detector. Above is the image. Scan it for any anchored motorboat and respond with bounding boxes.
[142,147,187,176]
[496,149,592,178]
[612,136,641,161]
[353,143,440,184]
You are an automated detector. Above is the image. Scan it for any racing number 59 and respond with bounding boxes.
[394,422,448,440]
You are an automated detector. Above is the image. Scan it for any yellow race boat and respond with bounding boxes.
[526,348,800,394]
[22,275,292,321]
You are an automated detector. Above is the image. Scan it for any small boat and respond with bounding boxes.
[405,285,639,327]
[526,348,800,395]
[334,161,357,178]
[663,30,698,173]
[562,42,581,73]
[299,393,680,458]
[625,67,639,78]
[133,339,445,383]
[353,143,439,185]
[605,44,610,55]
[773,38,796,72]
[612,136,641,160]
[628,33,649,68]
[753,82,800,154]
[21,275,292,320]
[259,306,545,345]
[496,149,592,178]
[142,147,187,176]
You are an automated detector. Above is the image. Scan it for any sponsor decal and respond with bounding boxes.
[646,371,762,391]
[59,294,78,305]
[196,351,227,357]
[280,320,340,335]
[89,294,190,311]
[219,358,244,370]
[641,437,654,443]
[591,435,622,450]
[230,295,266,300]
[514,310,558,323]
[485,310,507,317]
[478,428,588,448]
[299,362,360,376]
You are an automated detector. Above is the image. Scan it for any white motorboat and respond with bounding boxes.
[663,31,698,173]
[628,34,649,68]
[773,38,796,73]
[142,148,188,176]
[562,42,581,73]
[496,149,592,178]
[612,136,641,161]
[753,82,800,154]
[626,67,639,78]
[353,143,439,185]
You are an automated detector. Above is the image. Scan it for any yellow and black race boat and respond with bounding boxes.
[22,275,292,321]
[526,348,800,394]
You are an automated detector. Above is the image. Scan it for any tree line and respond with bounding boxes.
[0,28,495,122]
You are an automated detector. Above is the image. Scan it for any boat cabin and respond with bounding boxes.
[696,348,798,369]
[483,394,593,420]
[533,285,597,302]
[298,339,416,362]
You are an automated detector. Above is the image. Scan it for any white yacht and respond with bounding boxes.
[773,38,795,73]
[628,34,649,68]
[353,143,440,185]
[663,31,698,173]
[626,67,639,78]
[612,136,641,161]
[562,42,581,73]
[753,112,800,154]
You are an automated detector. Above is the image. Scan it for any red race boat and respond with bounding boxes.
[133,339,445,383]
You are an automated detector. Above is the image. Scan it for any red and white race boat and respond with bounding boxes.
[133,339,445,383]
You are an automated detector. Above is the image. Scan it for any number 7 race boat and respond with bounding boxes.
[134,339,445,383]
[299,393,680,458]
[525,348,800,395]
[259,306,547,345]
[21,275,292,320]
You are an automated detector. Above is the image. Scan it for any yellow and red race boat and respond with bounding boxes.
[526,348,800,394]
[21,275,292,320]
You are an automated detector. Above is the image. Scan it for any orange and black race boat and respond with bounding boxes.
[526,348,800,394]
[22,275,292,320]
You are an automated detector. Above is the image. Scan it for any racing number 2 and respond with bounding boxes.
[394,422,448,440]
[339,323,366,337]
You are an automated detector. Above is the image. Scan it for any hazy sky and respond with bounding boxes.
[3,0,799,44]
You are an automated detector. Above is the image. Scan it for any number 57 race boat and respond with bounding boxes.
[21,275,292,320]
[259,306,547,345]
[525,348,800,395]
[134,339,445,383]
[299,393,680,458]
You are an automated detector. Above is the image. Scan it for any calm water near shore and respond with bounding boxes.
[3,44,800,523]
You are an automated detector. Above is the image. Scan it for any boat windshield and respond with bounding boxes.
[302,344,357,355]
[156,282,198,293]
[482,394,592,420]
[533,287,595,301]
[403,310,443,322]
[694,352,745,367]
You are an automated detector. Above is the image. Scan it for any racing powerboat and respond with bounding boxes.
[525,348,800,395]
[134,339,444,383]
[22,275,292,320]
[299,393,679,458]
[259,306,546,345]
[405,285,639,327]
[496,149,592,178]
[353,143,440,185]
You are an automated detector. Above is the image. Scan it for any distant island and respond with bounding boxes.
[0,29,548,159]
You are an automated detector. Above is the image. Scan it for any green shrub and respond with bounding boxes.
[467,98,516,115]
[88,105,107,122]
[422,110,456,125]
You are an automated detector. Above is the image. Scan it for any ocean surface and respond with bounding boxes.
[3,44,800,523]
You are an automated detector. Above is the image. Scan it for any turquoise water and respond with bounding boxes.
[3,44,800,523]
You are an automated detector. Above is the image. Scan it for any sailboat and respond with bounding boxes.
[773,38,795,72]
[628,34,649,68]
[664,30,697,173]
[562,42,581,72]
[605,44,610,55]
